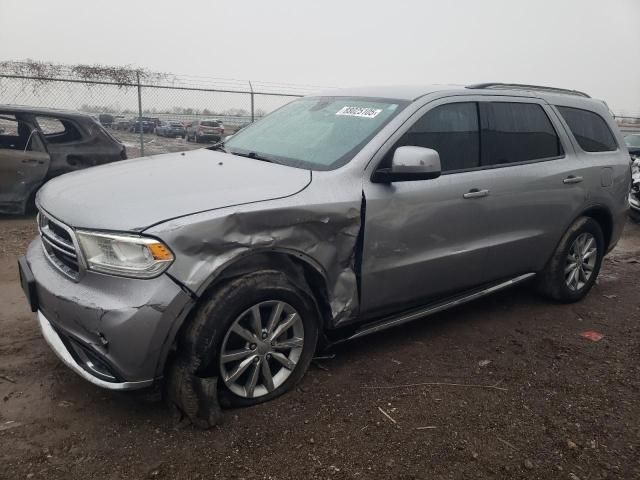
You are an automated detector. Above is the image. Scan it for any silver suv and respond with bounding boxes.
[19,83,630,413]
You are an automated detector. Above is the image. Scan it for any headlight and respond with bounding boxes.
[76,231,174,279]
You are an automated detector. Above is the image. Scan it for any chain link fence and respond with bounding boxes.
[0,62,327,157]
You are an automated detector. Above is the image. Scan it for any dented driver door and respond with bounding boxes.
[0,122,50,213]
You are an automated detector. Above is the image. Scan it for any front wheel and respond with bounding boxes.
[174,271,319,408]
[537,217,604,302]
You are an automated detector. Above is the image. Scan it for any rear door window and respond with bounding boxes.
[479,102,563,166]
[556,106,617,152]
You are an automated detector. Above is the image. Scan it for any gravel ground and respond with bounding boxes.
[1,216,639,480]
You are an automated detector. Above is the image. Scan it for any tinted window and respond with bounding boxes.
[557,106,617,152]
[201,121,220,127]
[394,102,480,171]
[479,102,562,166]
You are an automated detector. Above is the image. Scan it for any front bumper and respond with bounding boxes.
[37,310,153,390]
[24,238,194,390]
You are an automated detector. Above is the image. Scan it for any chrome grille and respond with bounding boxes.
[38,211,81,280]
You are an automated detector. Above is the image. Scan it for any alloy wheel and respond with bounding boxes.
[219,300,304,399]
[565,232,598,291]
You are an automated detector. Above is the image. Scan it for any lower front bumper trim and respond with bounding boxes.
[37,311,154,391]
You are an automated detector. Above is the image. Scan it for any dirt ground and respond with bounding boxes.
[1,215,639,480]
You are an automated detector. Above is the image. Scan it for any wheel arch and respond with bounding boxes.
[580,204,613,251]
[205,249,333,327]
[161,249,333,376]
[539,204,614,273]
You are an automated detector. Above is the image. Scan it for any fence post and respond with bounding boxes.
[136,70,144,157]
[249,80,255,123]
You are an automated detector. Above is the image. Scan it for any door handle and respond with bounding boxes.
[463,188,490,199]
[563,175,583,185]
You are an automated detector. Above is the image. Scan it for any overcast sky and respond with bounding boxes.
[1,0,639,114]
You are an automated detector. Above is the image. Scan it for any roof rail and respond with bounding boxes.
[466,83,590,98]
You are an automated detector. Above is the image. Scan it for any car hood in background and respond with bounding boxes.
[37,149,312,231]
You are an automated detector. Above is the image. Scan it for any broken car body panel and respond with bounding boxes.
[27,238,193,383]
[146,167,364,324]
[0,105,126,214]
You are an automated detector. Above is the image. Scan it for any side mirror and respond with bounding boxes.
[372,146,442,183]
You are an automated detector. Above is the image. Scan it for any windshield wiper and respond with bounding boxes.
[230,151,278,164]
[207,142,228,153]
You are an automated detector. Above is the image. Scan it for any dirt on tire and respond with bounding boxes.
[1,214,639,479]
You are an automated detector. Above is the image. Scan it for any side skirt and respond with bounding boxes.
[332,273,536,345]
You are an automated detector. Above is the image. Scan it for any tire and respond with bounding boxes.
[175,270,319,408]
[537,216,604,303]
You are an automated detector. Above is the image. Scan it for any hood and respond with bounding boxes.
[37,149,312,231]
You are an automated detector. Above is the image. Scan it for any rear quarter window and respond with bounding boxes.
[36,116,83,143]
[479,102,563,166]
[556,106,617,152]
[36,116,65,135]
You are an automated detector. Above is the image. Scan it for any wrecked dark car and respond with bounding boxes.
[19,84,629,425]
[0,106,126,214]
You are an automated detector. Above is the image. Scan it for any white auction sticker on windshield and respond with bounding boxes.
[336,106,383,118]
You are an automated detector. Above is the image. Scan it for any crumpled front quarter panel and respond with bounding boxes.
[147,171,363,325]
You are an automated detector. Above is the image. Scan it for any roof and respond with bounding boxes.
[315,84,602,107]
[315,85,459,101]
[0,104,94,119]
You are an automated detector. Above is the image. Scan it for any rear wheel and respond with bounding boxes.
[174,271,319,408]
[537,217,604,302]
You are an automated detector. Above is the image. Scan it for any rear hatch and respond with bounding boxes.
[199,121,221,134]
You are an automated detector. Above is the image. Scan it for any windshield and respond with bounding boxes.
[225,96,406,170]
[625,134,640,148]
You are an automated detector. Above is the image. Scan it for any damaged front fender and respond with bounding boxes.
[147,174,364,326]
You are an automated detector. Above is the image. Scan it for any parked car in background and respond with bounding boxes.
[98,113,115,128]
[186,119,224,143]
[156,120,186,138]
[112,118,131,131]
[624,133,640,154]
[0,105,126,214]
[19,84,629,423]
[625,134,640,223]
[129,117,154,134]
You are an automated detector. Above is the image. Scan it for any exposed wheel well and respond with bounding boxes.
[582,206,613,251]
[191,251,333,339]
